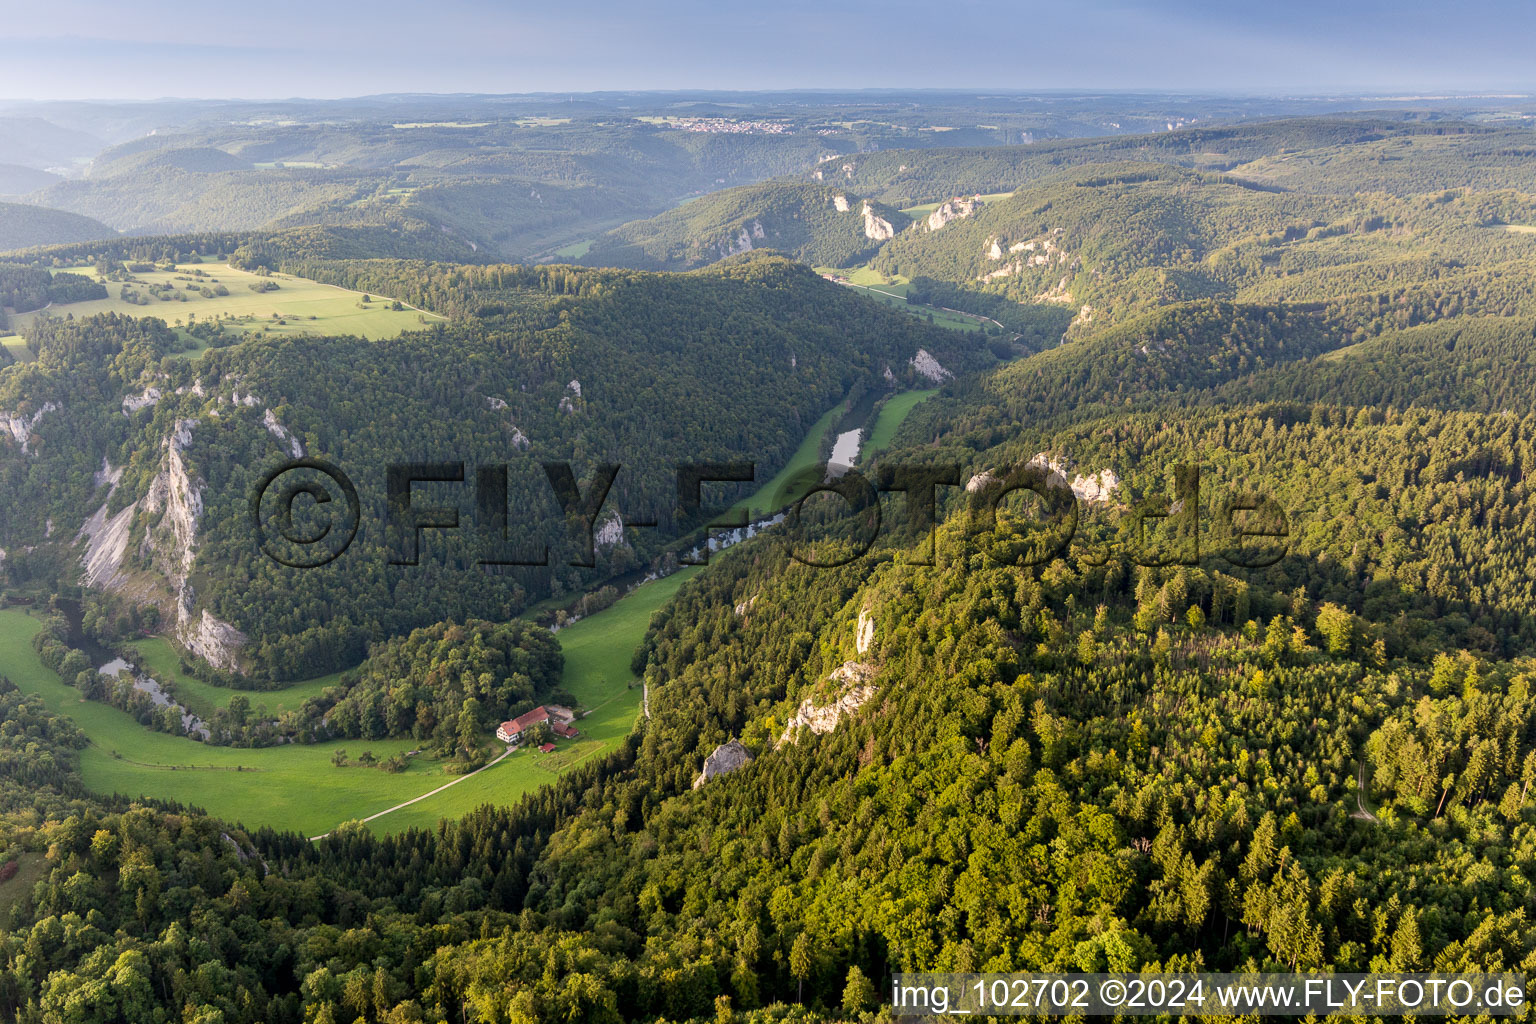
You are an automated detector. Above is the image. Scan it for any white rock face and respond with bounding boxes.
[692,739,754,789]
[567,380,582,397]
[594,510,624,550]
[778,661,877,747]
[1027,452,1072,489]
[734,595,757,617]
[93,457,123,489]
[558,397,577,415]
[856,608,875,655]
[910,349,951,383]
[833,195,851,213]
[487,396,508,410]
[986,237,1004,260]
[78,493,137,591]
[142,420,202,589]
[718,222,764,258]
[965,470,997,494]
[3,402,59,454]
[926,196,981,231]
[509,426,531,451]
[1070,468,1121,504]
[262,409,304,458]
[180,609,247,673]
[123,387,162,415]
[861,201,895,241]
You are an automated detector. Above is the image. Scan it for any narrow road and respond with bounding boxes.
[308,745,513,841]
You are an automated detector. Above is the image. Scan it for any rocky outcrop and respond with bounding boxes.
[833,194,851,213]
[1070,468,1120,504]
[856,608,875,655]
[122,387,161,415]
[718,221,766,258]
[966,459,1120,505]
[180,609,246,673]
[78,460,133,591]
[964,470,997,493]
[693,739,754,789]
[594,510,624,550]
[262,409,304,458]
[486,396,508,410]
[862,201,895,241]
[778,661,877,747]
[3,402,59,454]
[141,419,202,588]
[925,196,981,231]
[910,349,951,383]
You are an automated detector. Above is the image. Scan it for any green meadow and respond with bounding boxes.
[0,336,32,362]
[127,638,346,721]
[898,190,1015,217]
[862,389,938,460]
[10,263,442,345]
[816,266,984,332]
[0,567,700,838]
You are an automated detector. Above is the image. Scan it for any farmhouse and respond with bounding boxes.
[495,704,578,744]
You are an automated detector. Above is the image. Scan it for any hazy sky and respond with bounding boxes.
[3,0,1534,100]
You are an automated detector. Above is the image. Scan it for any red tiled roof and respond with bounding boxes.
[539,742,556,753]
[552,722,579,739]
[502,707,550,735]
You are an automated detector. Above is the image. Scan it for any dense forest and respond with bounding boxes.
[0,202,115,253]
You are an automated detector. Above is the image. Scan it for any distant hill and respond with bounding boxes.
[0,163,60,195]
[89,145,254,177]
[0,201,116,252]
[583,182,912,270]
[0,116,102,171]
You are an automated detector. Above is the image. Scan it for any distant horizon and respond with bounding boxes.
[3,87,1536,107]
[6,1,1536,102]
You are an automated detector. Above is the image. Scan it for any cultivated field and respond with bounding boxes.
[7,262,442,345]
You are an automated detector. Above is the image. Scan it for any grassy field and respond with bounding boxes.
[0,336,32,362]
[9,263,442,344]
[128,637,346,721]
[899,191,1015,217]
[551,239,593,259]
[816,266,983,332]
[0,566,701,837]
[728,405,842,521]
[863,389,938,460]
[0,852,48,918]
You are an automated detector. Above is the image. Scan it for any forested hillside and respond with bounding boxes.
[582,183,911,270]
[0,202,115,252]
[0,255,984,679]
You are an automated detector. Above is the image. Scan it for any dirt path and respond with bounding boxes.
[1351,763,1379,822]
[308,745,513,840]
